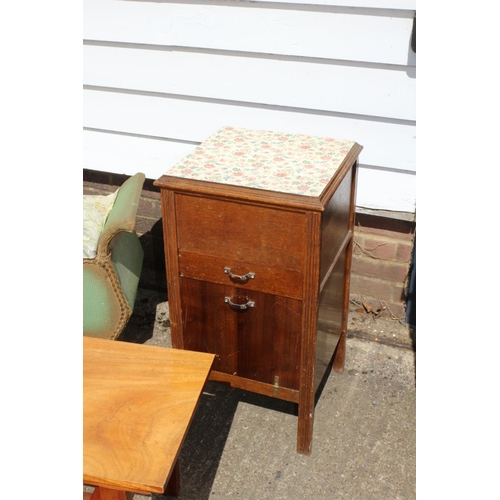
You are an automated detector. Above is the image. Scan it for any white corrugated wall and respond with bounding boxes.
[83,0,416,213]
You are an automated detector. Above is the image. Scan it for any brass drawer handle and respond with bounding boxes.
[224,297,255,310]
[224,267,255,283]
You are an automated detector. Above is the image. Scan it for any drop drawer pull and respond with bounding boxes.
[224,267,255,283]
[224,297,255,310]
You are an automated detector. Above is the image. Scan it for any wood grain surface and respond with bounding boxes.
[83,337,214,495]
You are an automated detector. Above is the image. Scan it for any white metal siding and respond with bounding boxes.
[83,0,416,213]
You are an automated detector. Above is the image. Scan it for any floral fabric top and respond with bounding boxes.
[166,127,356,197]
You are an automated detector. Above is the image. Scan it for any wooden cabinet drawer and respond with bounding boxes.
[180,277,303,391]
[175,194,307,299]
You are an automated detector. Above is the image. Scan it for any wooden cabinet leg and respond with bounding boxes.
[332,331,346,373]
[295,211,321,456]
[296,400,314,455]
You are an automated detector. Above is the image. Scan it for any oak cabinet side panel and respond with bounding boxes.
[319,167,353,286]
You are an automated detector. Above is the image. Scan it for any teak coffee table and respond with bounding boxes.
[154,126,362,455]
[83,336,214,499]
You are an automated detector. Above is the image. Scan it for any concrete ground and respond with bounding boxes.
[87,287,416,500]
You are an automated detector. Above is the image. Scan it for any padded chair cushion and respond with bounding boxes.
[83,191,118,259]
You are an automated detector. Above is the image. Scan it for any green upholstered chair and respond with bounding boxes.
[83,173,145,339]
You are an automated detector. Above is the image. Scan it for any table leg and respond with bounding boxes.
[86,487,129,500]
[164,460,181,497]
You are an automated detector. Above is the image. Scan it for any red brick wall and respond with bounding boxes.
[351,212,415,319]
[84,170,416,320]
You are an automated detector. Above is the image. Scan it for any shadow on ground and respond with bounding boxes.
[159,382,298,500]
[119,286,167,344]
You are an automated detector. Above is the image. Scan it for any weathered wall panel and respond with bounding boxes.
[83,45,415,121]
[83,0,415,66]
[83,88,416,173]
[83,0,416,213]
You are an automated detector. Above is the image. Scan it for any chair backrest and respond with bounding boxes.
[97,172,146,258]
[83,172,146,340]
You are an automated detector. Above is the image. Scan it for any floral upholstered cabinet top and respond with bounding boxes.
[165,127,357,197]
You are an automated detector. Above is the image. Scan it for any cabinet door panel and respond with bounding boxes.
[180,277,302,390]
[179,278,238,374]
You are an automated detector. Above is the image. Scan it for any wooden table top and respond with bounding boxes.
[83,337,214,495]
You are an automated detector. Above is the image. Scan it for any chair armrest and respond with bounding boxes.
[96,173,146,258]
